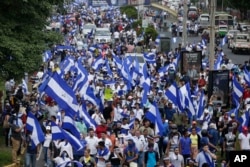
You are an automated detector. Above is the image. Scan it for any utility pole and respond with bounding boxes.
[209,0,216,70]
[182,0,188,47]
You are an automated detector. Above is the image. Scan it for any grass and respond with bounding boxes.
[0,127,13,166]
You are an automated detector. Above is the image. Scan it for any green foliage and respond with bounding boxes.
[120,6,138,19]
[225,0,250,19]
[0,0,64,80]
[145,25,158,41]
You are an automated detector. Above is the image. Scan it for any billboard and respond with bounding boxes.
[208,70,230,106]
[88,0,151,6]
[180,51,202,74]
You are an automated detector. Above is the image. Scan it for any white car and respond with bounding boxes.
[94,28,112,43]
[82,24,96,37]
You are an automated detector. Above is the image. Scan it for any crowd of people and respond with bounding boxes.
[1,1,250,167]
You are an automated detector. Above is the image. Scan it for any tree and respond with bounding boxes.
[120,6,138,19]
[0,0,64,80]
[223,0,250,20]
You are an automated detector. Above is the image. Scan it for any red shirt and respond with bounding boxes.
[95,125,107,138]
[198,78,206,87]
[243,89,250,100]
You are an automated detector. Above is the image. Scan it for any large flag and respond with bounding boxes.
[145,102,164,135]
[238,111,249,132]
[43,50,52,62]
[92,56,105,71]
[143,52,156,63]
[165,82,178,104]
[243,67,250,86]
[26,112,45,148]
[62,113,81,139]
[196,91,206,119]
[51,122,84,151]
[72,60,88,92]
[180,83,195,117]
[214,54,222,70]
[38,72,78,117]
[232,76,244,100]
[78,104,97,130]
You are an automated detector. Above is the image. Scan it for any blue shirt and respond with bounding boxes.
[180,137,192,155]
[208,128,219,146]
[146,152,157,167]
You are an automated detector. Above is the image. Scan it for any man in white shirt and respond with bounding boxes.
[91,109,105,125]
[133,130,145,167]
[133,103,144,121]
[170,147,184,167]
[85,129,99,156]
[98,132,112,150]
[238,126,250,150]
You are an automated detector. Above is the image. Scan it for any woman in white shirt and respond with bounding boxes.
[43,126,52,167]
[55,139,73,160]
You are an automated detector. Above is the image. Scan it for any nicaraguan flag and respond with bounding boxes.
[22,79,29,95]
[232,76,244,99]
[83,86,101,109]
[78,104,97,130]
[72,60,88,92]
[62,113,81,139]
[112,55,123,70]
[238,111,249,132]
[165,82,178,104]
[43,50,52,62]
[38,72,78,117]
[155,35,160,45]
[228,97,240,118]
[158,65,169,77]
[243,67,250,86]
[145,102,164,135]
[143,52,156,63]
[51,122,84,151]
[214,54,222,70]
[92,56,105,71]
[196,91,205,119]
[26,112,45,148]
[180,83,195,117]
[221,36,226,46]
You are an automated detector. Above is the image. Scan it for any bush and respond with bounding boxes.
[120,6,138,19]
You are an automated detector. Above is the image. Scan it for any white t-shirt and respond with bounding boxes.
[85,136,99,155]
[238,133,250,150]
[43,133,52,147]
[54,157,71,167]
[134,109,144,121]
[98,138,112,149]
[114,31,119,39]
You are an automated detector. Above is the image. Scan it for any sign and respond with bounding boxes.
[142,19,149,28]
[208,70,230,106]
[230,151,250,167]
[89,0,128,6]
[180,51,202,75]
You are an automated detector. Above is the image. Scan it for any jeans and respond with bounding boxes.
[137,152,144,167]
[43,147,48,164]
[25,153,37,167]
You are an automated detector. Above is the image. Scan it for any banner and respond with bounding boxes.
[89,0,128,6]
[208,70,230,106]
[180,51,202,75]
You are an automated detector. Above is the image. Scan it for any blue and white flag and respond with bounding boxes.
[165,82,178,104]
[92,56,105,71]
[238,111,249,131]
[143,52,156,63]
[72,60,88,92]
[180,83,196,117]
[51,122,84,151]
[78,104,97,130]
[145,102,164,135]
[112,55,123,70]
[38,73,78,117]
[221,36,226,46]
[26,112,45,148]
[228,97,240,118]
[214,54,222,70]
[62,114,81,139]
[158,65,169,77]
[155,35,160,45]
[243,67,250,86]
[201,38,207,46]
[232,76,244,99]
[196,91,205,119]
[43,50,52,62]
[22,79,29,95]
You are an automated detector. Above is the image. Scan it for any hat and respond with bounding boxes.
[128,96,133,100]
[46,126,51,130]
[163,157,170,160]
[204,109,209,113]
[231,113,235,117]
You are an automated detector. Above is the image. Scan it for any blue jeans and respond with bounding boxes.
[25,153,37,167]
[137,152,144,167]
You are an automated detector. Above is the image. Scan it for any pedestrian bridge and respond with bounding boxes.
[151,2,178,20]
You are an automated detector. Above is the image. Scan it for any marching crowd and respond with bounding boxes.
[2,2,250,167]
